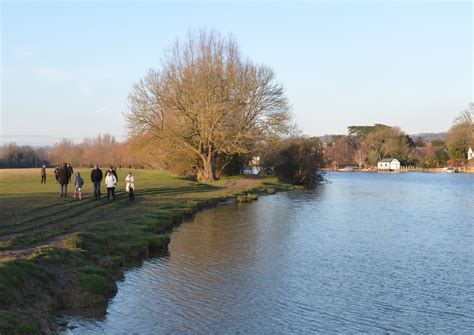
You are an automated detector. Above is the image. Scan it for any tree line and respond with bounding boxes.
[0,134,144,169]
[325,104,473,168]
[0,143,49,168]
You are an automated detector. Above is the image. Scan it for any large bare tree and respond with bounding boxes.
[127,30,291,182]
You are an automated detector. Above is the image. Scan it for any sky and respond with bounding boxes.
[1,0,473,146]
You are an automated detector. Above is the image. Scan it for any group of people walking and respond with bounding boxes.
[42,164,135,202]
[91,165,135,201]
[53,163,74,185]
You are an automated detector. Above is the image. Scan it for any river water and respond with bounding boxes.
[61,172,473,334]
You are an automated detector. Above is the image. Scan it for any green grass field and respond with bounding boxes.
[0,168,197,252]
[0,168,285,334]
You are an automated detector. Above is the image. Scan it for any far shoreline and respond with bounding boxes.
[322,168,474,174]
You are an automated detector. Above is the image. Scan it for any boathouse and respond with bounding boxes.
[377,158,400,171]
[468,147,474,168]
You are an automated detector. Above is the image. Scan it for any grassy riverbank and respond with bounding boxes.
[0,168,288,334]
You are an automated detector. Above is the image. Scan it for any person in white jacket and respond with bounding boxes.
[125,172,135,202]
[105,171,117,200]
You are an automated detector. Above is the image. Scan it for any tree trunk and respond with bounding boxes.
[215,156,232,180]
[197,155,215,183]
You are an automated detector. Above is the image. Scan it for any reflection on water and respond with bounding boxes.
[60,173,474,334]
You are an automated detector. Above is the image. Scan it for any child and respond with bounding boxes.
[74,172,84,200]
[125,172,135,201]
[105,171,117,200]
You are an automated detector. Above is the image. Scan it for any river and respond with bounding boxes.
[60,172,474,334]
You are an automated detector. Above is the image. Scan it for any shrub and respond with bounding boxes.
[80,265,107,277]
[236,193,258,202]
[63,234,84,249]
[33,247,85,267]
[0,260,53,307]
[147,235,170,252]
[265,187,276,194]
[79,273,107,295]
[263,137,323,185]
[0,311,40,335]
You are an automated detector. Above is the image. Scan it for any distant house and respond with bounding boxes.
[468,147,474,168]
[377,158,400,171]
[242,156,262,175]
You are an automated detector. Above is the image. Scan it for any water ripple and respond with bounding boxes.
[60,173,474,334]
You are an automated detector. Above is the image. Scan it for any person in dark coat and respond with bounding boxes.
[110,166,118,179]
[40,165,47,184]
[112,167,118,184]
[90,165,103,200]
[58,163,71,197]
[67,163,74,183]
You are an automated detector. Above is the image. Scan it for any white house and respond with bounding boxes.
[468,147,474,168]
[377,158,400,171]
[242,156,262,175]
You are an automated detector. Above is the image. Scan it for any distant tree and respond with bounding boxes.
[422,154,438,168]
[330,135,344,143]
[48,139,82,166]
[35,147,49,165]
[347,126,375,141]
[347,124,386,166]
[435,148,450,165]
[0,143,49,168]
[331,136,356,164]
[419,144,450,168]
[446,104,473,160]
[122,133,169,169]
[81,134,122,167]
[353,142,370,168]
[430,139,445,147]
[405,135,416,148]
[127,29,291,182]
[362,126,408,162]
[414,137,426,147]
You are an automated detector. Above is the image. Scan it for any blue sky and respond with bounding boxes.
[1,0,472,145]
